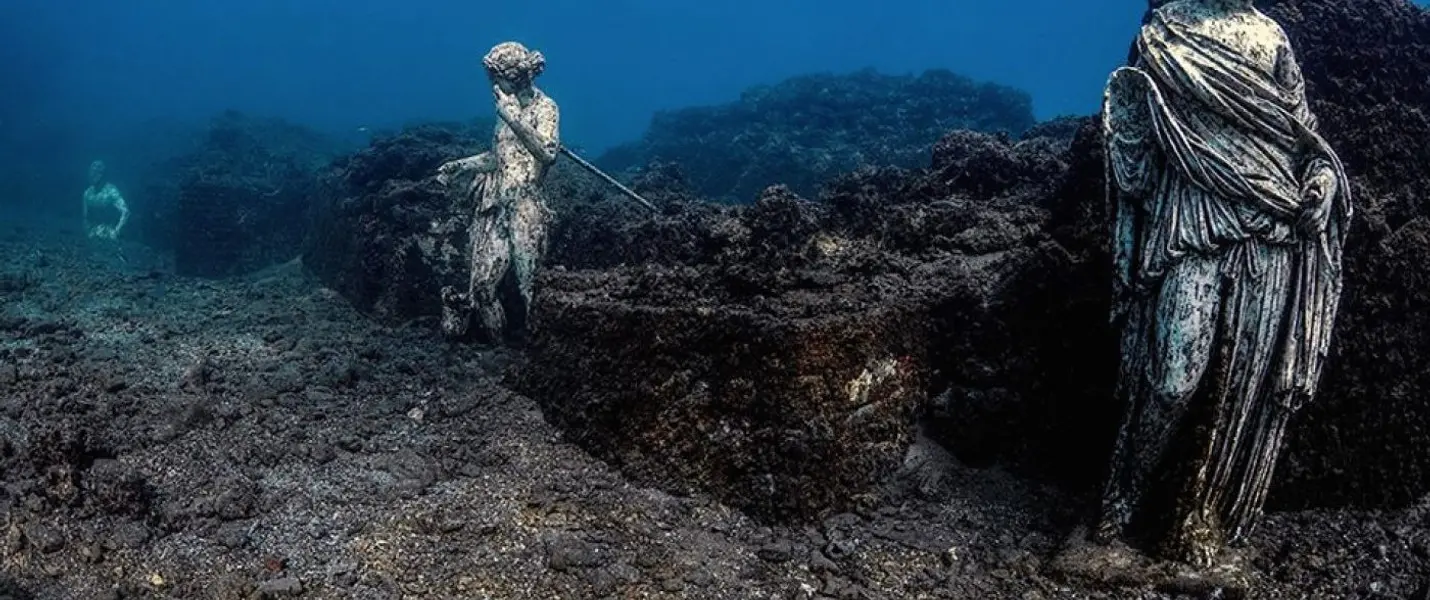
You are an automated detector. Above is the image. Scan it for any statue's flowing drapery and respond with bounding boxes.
[1099,8,1352,553]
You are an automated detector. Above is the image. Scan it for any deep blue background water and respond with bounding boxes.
[1,0,1426,214]
[6,0,1163,154]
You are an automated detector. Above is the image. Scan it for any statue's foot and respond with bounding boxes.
[1159,510,1222,570]
[1153,547,1253,597]
[1050,525,1252,595]
[1148,513,1251,596]
[1092,510,1126,546]
[1048,525,1152,587]
[439,288,471,339]
[474,305,507,346]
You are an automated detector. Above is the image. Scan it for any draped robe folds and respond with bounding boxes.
[1098,7,1352,556]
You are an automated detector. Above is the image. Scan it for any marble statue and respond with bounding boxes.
[435,41,560,343]
[83,160,130,240]
[1095,0,1352,566]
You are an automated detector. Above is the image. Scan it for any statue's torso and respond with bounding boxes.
[1161,3,1287,76]
[1146,3,1305,199]
[491,93,556,199]
[84,184,118,208]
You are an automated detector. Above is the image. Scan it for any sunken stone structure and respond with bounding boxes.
[515,0,1430,539]
[595,69,1038,203]
[173,111,342,278]
[522,264,929,522]
[519,145,1079,523]
[303,123,486,325]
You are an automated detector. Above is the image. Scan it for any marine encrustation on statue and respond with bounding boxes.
[436,41,560,343]
[1095,0,1352,567]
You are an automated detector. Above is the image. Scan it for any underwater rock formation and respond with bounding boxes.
[825,129,1116,489]
[542,161,724,270]
[303,123,487,325]
[595,69,1037,203]
[522,263,929,523]
[520,0,1430,528]
[521,148,1084,522]
[171,111,344,278]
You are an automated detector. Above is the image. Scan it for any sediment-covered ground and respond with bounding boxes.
[4,1,1430,597]
[1,224,1425,600]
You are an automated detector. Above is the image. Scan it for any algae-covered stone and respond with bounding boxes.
[520,266,928,523]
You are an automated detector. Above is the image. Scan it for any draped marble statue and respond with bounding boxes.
[1095,0,1352,566]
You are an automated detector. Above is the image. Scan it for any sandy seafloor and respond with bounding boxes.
[0,219,1425,600]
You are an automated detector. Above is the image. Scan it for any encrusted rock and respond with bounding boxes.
[520,264,930,523]
[302,123,485,324]
[1260,0,1430,511]
[171,111,342,278]
[595,68,1037,203]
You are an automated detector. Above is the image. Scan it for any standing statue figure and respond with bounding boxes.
[436,41,560,343]
[1096,0,1351,566]
[83,160,130,240]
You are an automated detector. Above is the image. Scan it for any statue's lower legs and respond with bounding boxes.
[468,208,512,342]
[509,197,549,326]
[1099,254,1223,546]
[1100,241,1299,567]
[1170,243,1295,557]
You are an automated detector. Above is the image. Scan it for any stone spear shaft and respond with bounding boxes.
[558,146,659,213]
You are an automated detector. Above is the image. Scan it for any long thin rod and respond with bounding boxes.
[558,146,659,212]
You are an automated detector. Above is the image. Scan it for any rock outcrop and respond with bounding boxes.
[1259,0,1430,510]
[595,69,1038,203]
[521,0,1430,524]
[302,123,485,325]
[171,111,345,278]
[520,131,1088,522]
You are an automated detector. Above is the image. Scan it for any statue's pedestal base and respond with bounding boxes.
[518,266,928,523]
[1050,527,1254,597]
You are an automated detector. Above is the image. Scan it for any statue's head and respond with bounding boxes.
[87,160,105,186]
[483,42,545,93]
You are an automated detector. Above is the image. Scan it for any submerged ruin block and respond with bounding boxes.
[171,111,344,278]
[519,266,928,523]
[175,177,308,278]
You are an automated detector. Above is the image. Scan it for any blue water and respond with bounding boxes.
[0,1,1304,154]
[2,0,1426,217]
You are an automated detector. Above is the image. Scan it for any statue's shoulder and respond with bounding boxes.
[1138,1,1195,40]
[532,88,558,110]
[1250,8,1293,41]
[1152,1,1198,25]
